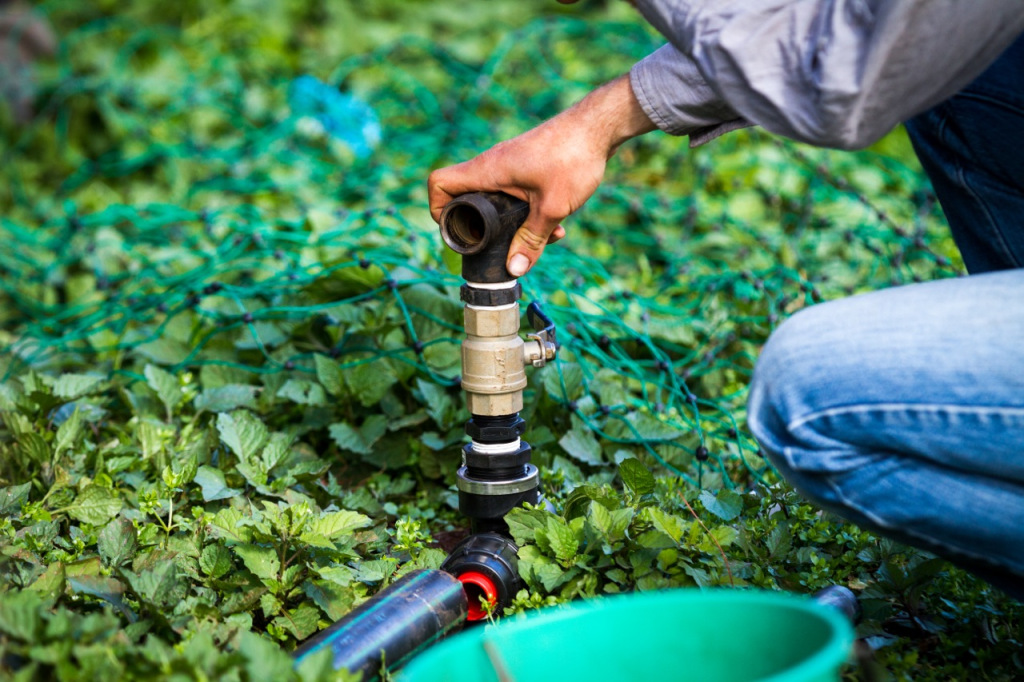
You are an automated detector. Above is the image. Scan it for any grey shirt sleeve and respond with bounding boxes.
[629,0,1024,149]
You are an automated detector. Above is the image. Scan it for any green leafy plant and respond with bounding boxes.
[0,1,1018,681]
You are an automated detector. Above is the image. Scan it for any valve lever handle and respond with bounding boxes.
[526,301,559,349]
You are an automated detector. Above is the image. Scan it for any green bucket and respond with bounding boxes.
[399,589,854,682]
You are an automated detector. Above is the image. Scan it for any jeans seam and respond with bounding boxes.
[924,98,1022,270]
[787,402,1024,433]
[819,471,1024,576]
[944,98,1023,268]
[957,90,1024,119]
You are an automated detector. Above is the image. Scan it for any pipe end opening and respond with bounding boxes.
[458,571,497,622]
[441,203,487,254]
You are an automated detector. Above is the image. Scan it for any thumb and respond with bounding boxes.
[507,208,561,277]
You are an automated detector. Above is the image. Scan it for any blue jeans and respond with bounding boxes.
[748,35,1024,597]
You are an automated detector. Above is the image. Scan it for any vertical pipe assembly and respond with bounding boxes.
[289,193,559,675]
[438,192,557,534]
[438,191,557,619]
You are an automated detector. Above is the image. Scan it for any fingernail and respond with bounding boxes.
[508,254,530,277]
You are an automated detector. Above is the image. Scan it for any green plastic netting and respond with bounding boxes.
[0,13,956,490]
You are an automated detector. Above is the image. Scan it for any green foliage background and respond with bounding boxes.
[0,1,1020,680]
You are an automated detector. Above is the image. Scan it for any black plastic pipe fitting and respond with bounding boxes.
[438,191,529,283]
[441,532,523,622]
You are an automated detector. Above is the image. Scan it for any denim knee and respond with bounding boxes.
[747,281,1024,595]
[749,303,914,521]
[748,303,847,473]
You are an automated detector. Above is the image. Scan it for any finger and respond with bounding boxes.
[547,225,566,244]
[427,155,518,223]
[507,208,561,277]
[427,167,461,223]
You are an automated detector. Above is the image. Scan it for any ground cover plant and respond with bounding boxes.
[1,1,1022,680]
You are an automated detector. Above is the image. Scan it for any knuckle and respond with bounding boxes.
[516,228,548,251]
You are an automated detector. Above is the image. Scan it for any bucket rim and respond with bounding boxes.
[402,587,856,682]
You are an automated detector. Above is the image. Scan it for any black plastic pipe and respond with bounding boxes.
[291,569,468,680]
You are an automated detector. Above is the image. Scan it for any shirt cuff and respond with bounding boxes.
[629,43,752,147]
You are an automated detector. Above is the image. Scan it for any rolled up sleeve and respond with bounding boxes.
[630,44,750,146]
[630,0,1024,150]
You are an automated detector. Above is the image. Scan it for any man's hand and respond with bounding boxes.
[428,74,655,277]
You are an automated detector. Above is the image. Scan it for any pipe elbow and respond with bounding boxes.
[438,192,529,283]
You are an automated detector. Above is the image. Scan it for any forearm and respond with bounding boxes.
[560,74,657,157]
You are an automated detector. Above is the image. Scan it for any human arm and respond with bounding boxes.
[427,74,656,277]
[429,0,1024,277]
